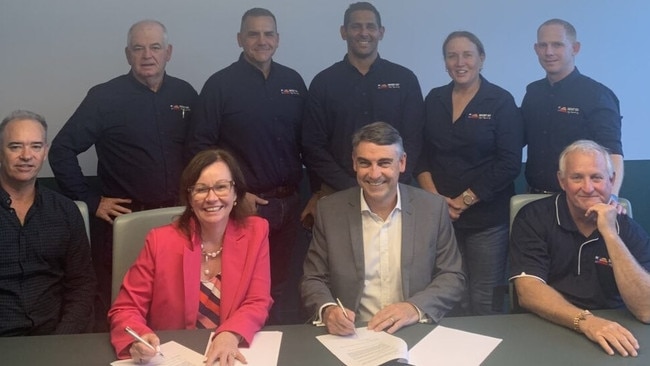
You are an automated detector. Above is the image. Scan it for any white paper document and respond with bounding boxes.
[110,341,205,366]
[408,325,502,366]
[206,330,283,366]
[316,327,408,366]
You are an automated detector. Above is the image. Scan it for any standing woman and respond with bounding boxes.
[109,149,272,365]
[416,31,523,315]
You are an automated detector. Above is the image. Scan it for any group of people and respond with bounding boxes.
[1,1,648,364]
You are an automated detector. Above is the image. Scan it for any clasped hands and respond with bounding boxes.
[323,302,419,336]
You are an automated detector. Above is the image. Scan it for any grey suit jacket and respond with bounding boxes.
[300,184,465,323]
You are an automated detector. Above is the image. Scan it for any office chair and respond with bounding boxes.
[73,200,91,242]
[111,206,185,303]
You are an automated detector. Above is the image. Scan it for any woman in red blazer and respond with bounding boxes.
[109,149,272,365]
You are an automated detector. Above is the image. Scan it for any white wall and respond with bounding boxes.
[1,0,648,177]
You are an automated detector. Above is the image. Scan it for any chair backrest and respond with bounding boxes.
[73,200,91,242]
[619,197,633,219]
[509,194,551,231]
[111,206,185,303]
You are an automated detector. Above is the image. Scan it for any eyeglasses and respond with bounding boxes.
[188,180,235,198]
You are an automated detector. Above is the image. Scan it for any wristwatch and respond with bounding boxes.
[462,191,475,206]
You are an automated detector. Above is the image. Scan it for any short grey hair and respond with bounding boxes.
[558,140,614,178]
[127,19,169,47]
[0,110,48,144]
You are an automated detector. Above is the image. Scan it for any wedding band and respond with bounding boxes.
[389,317,395,324]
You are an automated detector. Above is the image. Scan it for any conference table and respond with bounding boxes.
[0,309,648,365]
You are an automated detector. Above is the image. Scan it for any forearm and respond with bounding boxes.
[515,277,585,330]
[603,232,650,322]
[416,171,438,195]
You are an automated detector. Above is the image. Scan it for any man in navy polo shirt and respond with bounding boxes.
[522,18,623,195]
[510,140,650,357]
[185,8,307,323]
[301,2,424,225]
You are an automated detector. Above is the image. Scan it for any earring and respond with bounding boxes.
[234,201,238,206]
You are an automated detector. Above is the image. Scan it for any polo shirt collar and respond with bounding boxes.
[547,67,581,88]
[342,53,384,73]
[237,52,275,78]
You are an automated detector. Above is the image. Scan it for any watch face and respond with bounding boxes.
[463,194,473,205]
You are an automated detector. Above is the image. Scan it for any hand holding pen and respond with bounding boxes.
[324,298,356,336]
[126,326,164,363]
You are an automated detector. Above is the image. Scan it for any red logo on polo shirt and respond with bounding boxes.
[557,106,580,115]
[594,256,612,267]
[467,113,492,120]
[280,89,300,95]
[377,83,400,89]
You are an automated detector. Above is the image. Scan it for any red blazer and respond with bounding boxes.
[109,216,272,358]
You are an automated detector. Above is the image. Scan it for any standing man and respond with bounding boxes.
[510,140,650,357]
[522,18,623,195]
[301,122,464,336]
[0,110,95,336]
[49,20,198,329]
[185,8,307,323]
[301,1,425,223]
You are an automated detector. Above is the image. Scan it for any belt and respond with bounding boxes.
[126,199,178,212]
[256,185,297,199]
[527,187,557,194]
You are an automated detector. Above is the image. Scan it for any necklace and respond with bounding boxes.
[201,243,222,276]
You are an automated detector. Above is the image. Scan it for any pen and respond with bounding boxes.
[336,298,350,320]
[125,326,165,358]
[336,298,357,335]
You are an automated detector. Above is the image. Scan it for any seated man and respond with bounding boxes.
[0,110,95,336]
[301,122,465,336]
[510,140,650,357]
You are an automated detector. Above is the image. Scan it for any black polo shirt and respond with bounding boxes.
[522,68,622,192]
[186,53,307,193]
[302,54,424,191]
[49,72,198,214]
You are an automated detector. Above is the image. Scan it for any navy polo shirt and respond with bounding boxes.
[49,72,198,214]
[510,193,650,309]
[302,54,424,191]
[186,53,307,193]
[522,68,622,192]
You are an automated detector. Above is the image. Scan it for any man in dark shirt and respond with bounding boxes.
[48,20,198,329]
[301,1,424,223]
[185,8,307,323]
[522,18,623,194]
[510,140,650,357]
[0,110,95,336]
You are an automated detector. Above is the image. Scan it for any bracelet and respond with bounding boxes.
[572,309,592,333]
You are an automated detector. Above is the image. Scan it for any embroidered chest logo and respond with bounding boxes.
[467,113,492,120]
[377,83,400,90]
[557,106,580,115]
[170,105,191,118]
[594,256,612,267]
[280,89,300,95]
